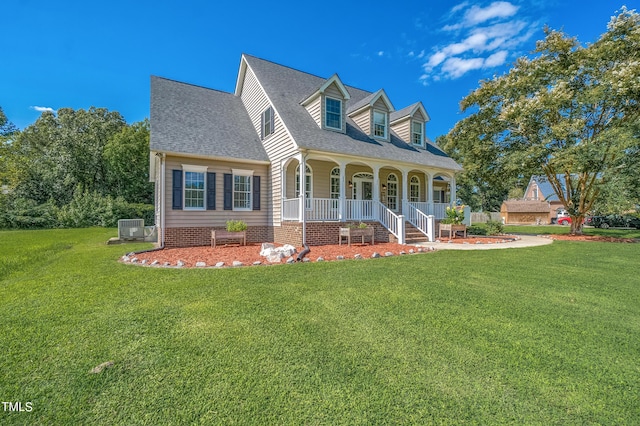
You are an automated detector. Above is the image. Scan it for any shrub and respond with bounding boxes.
[0,198,59,229]
[441,206,465,224]
[485,220,504,236]
[467,225,487,236]
[226,220,247,232]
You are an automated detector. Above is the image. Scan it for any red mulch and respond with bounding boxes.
[127,236,511,268]
[544,234,638,243]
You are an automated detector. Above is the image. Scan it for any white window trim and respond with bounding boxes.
[373,110,388,139]
[262,107,274,139]
[181,164,208,211]
[295,165,313,209]
[410,176,420,202]
[324,97,342,130]
[411,121,424,146]
[387,173,398,211]
[233,172,253,211]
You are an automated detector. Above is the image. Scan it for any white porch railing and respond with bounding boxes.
[404,202,435,242]
[375,201,404,244]
[408,202,449,219]
[282,198,300,221]
[307,198,340,221]
[345,199,375,221]
[282,197,405,244]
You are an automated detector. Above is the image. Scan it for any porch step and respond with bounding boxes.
[404,222,430,244]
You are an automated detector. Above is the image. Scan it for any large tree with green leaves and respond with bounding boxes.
[10,107,126,205]
[441,7,640,234]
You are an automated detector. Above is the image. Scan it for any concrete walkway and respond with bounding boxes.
[414,234,552,250]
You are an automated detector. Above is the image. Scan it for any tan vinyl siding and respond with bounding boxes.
[164,156,270,228]
[240,65,299,225]
[324,83,343,99]
[305,95,322,127]
[390,117,410,143]
[351,108,371,136]
[413,109,427,122]
[373,97,389,111]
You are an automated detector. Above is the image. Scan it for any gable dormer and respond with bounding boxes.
[301,74,350,133]
[347,89,394,142]
[389,102,430,147]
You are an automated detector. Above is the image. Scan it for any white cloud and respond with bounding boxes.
[31,106,55,113]
[464,1,519,26]
[420,1,538,81]
[484,50,509,67]
[377,51,385,56]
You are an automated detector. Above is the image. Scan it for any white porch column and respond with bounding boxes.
[298,155,306,222]
[426,172,433,215]
[281,160,287,222]
[401,169,409,212]
[339,162,346,221]
[372,165,381,203]
[426,172,433,203]
[451,175,457,205]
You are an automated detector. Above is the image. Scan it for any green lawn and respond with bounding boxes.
[1,228,639,424]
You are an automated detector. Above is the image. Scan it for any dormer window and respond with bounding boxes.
[412,121,423,146]
[325,97,342,130]
[261,107,274,139]
[373,110,387,138]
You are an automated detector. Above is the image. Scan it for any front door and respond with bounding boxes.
[352,173,374,219]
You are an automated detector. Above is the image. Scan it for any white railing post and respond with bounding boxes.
[398,215,405,245]
[427,215,435,242]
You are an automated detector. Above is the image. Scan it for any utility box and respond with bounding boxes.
[118,219,145,241]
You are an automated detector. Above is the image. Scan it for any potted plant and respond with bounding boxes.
[439,206,467,239]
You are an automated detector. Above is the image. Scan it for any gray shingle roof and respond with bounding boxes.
[389,103,418,122]
[243,55,461,170]
[150,76,269,162]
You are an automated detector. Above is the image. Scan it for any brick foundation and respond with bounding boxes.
[164,222,395,248]
[276,221,395,246]
[164,226,273,248]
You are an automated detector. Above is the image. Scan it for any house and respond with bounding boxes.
[523,175,566,221]
[500,200,550,225]
[150,54,462,248]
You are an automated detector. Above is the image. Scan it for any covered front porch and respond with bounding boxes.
[279,155,457,244]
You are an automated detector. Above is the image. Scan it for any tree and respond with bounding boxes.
[442,7,640,234]
[10,107,126,205]
[104,119,153,204]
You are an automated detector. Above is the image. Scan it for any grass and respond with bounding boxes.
[503,224,640,238]
[1,227,639,424]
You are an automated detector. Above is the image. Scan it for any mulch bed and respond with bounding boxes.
[124,235,514,268]
[543,234,638,243]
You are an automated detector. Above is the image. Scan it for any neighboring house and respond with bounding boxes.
[150,54,462,248]
[523,175,566,221]
[500,200,550,225]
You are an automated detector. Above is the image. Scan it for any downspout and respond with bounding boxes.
[297,151,311,261]
[160,152,166,249]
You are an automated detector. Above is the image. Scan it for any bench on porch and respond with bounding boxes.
[211,230,246,248]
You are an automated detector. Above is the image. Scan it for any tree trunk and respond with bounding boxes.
[570,216,584,235]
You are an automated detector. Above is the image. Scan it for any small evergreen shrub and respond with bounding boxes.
[485,220,504,236]
[226,220,248,232]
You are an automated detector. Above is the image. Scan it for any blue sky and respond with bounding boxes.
[2,0,638,139]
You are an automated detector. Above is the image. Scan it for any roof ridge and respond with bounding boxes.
[151,75,235,96]
[242,54,374,96]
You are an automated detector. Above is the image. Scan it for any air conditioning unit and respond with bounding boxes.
[118,219,145,241]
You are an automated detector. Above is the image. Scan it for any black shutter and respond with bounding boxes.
[252,175,261,211]
[172,170,183,210]
[223,173,233,210]
[206,172,216,210]
[260,109,264,139]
